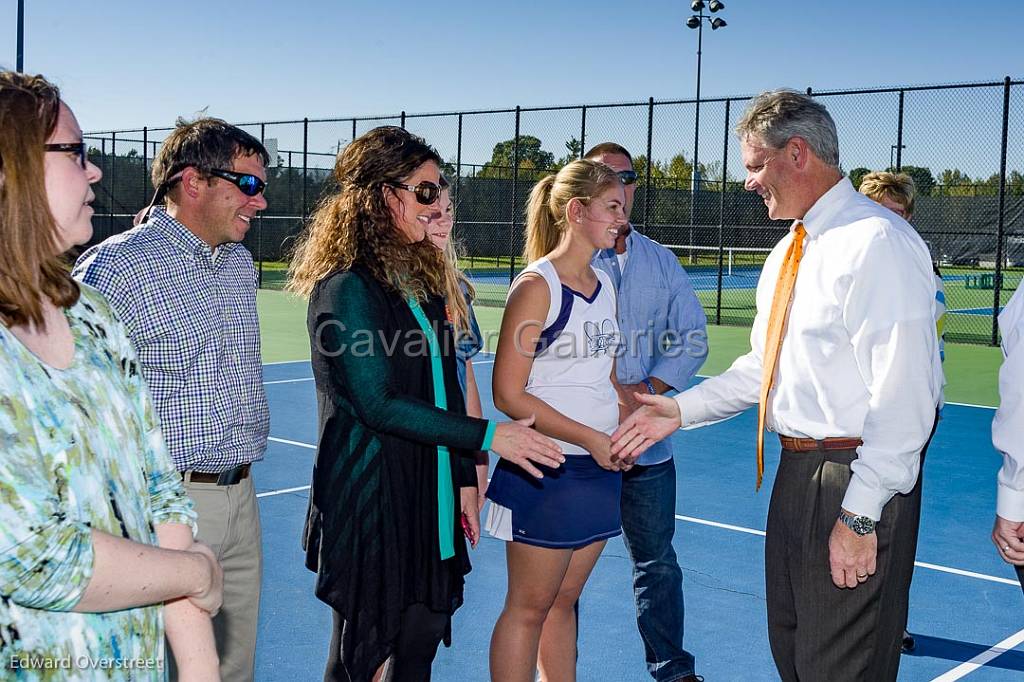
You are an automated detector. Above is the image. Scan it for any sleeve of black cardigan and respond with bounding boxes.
[310,270,491,452]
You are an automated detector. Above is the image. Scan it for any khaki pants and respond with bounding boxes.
[171,474,263,682]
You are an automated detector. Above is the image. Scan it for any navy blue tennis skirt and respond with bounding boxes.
[485,454,622,549]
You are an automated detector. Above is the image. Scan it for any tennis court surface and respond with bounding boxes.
[252,353,1024,681]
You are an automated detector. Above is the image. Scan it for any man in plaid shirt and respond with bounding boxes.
[74,118,271,681]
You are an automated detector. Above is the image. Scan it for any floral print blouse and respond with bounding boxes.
[0,285,196,680]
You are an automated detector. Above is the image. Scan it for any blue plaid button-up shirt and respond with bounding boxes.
[593,228,708,466]
[73,207,269,473]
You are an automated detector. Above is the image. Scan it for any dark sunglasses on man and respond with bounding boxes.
[385,180,442,205]
[135,167,267,225]
[44,141,88,169]
[617,170,638,185]
[208,169,267,197]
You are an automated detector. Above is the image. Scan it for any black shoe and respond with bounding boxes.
[902,629,916,653]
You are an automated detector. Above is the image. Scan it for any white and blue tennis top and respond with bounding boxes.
[514,257,620,455]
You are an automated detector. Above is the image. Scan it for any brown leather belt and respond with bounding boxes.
[778,436,863,452]
[181,463,251,485]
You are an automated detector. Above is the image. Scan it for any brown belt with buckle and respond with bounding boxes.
[778,436,863,452]
[181,463,251,486]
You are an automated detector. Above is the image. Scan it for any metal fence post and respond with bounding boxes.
[716,99,731,326]
[302,118,309,223]
[991,76,1012,346]
[895,90,905,171]
[110,132,117,233]
[455,113,463,207]
[352,119,357,141]
[258,123,266,287]
[142,127,149,204]
[580,106,587,159]
[510,106,521,282]
[401,111,407,129]
[643,97,654,231]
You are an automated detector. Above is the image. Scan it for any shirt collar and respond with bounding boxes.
[148,206,238,263]
[798,176,855,238]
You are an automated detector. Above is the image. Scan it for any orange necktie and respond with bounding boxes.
[756,222,806,490]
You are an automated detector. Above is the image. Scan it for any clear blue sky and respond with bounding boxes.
[3,0,1022,176]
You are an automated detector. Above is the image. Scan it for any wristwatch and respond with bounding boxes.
[838,509,876,536]
[641,378,657,395]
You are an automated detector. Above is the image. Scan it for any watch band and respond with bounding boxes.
[838,509,876,536]
[641,378,657,395]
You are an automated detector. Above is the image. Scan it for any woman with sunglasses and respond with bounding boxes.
[486,159,631,682]
[427,179,490,510]
[287,126,563,682]
[0,72,221,679]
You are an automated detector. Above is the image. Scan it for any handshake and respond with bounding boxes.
[596,389,683,469]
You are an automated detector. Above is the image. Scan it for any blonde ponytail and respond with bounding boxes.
[524,175,561,263]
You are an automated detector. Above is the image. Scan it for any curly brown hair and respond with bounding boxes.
[287,126,447,301]
[0,71,80,329]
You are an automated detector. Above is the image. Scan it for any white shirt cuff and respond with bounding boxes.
[674,386,711,428]
[841,476,892,522]
[996,483,1024,523]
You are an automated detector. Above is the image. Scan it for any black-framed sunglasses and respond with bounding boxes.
[44,142,87,169]
[209,168,267,196]
[617,169,639,185]
[385,180,442,205]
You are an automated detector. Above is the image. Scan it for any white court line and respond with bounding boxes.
[263,377,314,385]
[945,400,997,410]
[256,485,309,499]
[914,561,1020,587]
[258,360,999,409]
[268,436,316,450]
[675,514,766,537]
[263,435,1019,590]
[930,627,1024,681]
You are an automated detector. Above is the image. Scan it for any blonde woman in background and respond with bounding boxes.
[429,178,490,510]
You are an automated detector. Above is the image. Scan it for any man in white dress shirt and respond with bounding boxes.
[992,285,1024,594]
[612,89,942,681]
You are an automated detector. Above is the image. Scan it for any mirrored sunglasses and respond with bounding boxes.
[209,168,267,196]
[617,170,639,185]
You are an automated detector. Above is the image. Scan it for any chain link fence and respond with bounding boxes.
[83,78,1024,345]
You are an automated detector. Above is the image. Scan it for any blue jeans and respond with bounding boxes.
[621,459,696,681]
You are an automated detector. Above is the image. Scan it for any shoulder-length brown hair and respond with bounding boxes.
[0,71,79,329]
[287,126,446,302]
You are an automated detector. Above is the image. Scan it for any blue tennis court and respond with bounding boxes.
[253,355,1024,681]
[467,269,761,292]
[952,307,1006,317]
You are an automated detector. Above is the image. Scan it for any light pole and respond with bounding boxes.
[17,0,25,71]
[686,0,726,260]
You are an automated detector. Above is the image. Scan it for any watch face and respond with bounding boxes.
[842,512,876,535]
[851,516,875,535]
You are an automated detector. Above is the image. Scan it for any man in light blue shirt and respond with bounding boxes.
[587,143,708,682]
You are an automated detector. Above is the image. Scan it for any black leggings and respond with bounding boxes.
[325,603,449,682]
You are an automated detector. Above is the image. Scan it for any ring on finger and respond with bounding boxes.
[1003,544,1011,551]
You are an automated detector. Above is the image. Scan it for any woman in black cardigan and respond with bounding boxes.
[288,126,563,682]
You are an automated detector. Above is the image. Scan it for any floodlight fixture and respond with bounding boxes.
[691,0,705,11]
[711,17,727,29]
[686,16,701,29]
[709,0,725,12]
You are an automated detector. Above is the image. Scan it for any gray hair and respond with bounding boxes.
[735,89,839,167]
